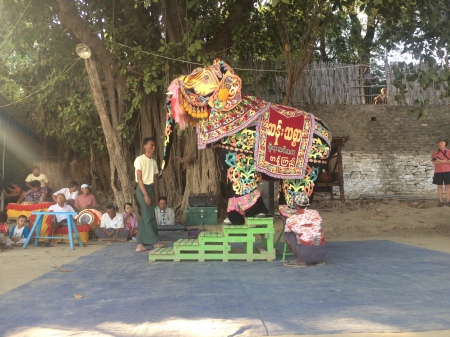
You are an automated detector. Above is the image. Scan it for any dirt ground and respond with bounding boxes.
[1,197,450,337]
[321,197,450,249]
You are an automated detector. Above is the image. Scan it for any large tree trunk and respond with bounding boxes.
[84,58,134,208]
[349,1,376,64]
[158,126,221,222]
[181,129,221,220]
[52,0,134,207]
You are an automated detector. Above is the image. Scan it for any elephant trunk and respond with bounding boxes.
[167,80,189,130]
[160,92,177,178]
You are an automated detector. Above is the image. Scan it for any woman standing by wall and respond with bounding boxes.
[431,138,450,207]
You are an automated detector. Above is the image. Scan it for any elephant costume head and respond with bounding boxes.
[167,59,242,129]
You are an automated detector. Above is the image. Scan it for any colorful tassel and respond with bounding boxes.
[218,87,229,102]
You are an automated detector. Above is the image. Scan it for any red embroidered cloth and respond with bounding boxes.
[197,95,270,149]
[254,105,314,179]
[55,225,91,235]
[6,202,54,211]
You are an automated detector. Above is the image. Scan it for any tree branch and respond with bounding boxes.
[204,0,255,56]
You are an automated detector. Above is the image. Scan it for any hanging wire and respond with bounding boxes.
[109,41,368,73]
[110,41,203,66]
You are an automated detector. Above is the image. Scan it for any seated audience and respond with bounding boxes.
[0,211,9,251]
[283,192,326,267]
[155,197,175,226]
[45,193,76,247]
[122,202,138,240]
[74,183,98,212]
[25,165,49,188]
[52,181,79,207]
[17,180,47,204]
[95,205,128,239]
[5,215,29,247]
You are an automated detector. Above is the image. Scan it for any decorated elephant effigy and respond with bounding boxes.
[163,59,331,224]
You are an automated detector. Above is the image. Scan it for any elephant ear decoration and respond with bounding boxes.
[169,59,243,130]
[207,59,242,112]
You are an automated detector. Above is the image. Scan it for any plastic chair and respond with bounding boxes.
[275,224,295,262]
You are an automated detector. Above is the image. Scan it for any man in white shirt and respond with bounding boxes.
[52,181,79,207]
[25,165,49,188]
[134,137,164,252]
[95,205,128,239]
[45,194,76,247]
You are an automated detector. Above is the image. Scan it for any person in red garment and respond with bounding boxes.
[431,138,450,207]
[283,192,326,267]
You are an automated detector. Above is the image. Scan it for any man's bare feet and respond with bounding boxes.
[135,243,148,252]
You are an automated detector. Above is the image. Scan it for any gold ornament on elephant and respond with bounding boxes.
[177,59,242,120]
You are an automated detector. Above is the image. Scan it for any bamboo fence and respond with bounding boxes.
[242,61,450,106]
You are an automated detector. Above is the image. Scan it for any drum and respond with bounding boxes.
[76,208,102,230]
[51,209,102,243]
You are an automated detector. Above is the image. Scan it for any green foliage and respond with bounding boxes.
[0,0,107,155]
[1,0,449,154]
[393,60,450,120]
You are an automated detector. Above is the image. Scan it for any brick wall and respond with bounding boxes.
[307,104,449,199]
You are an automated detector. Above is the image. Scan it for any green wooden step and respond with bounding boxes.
[198,231,226,243]
[199,231,223,237]
[148,217,276,263]
[224,227,275,235]
[246,217,274,228]
[223,225,247,229]
[172,238,230,253]
[149,247,174,255]
[149,250,276,262]
[222,236,255,243]
[174,239,199,246]
[174,245,231,254]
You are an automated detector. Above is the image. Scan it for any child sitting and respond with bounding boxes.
[6,215,30,246]
[122,202,138,240]
[0,211,9,251]
[17,180,47,204]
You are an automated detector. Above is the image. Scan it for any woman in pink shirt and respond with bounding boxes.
[431,138,450,207]
[122,203,138,240]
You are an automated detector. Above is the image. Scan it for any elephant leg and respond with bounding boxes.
[245,197,270,217]
[215,128,270,225]
[228,211,245,225]
[228,195,270,225]
[280,164,321,211]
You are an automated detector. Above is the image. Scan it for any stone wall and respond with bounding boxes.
[307,104,450,199]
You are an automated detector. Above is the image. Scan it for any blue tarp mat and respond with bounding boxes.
[2,240,450,337]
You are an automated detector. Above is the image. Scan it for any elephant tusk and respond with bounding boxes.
[166,91,173,96]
